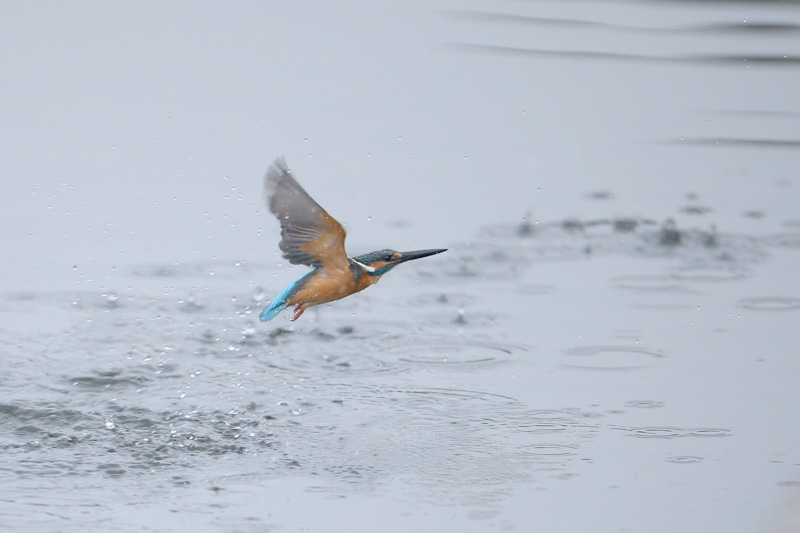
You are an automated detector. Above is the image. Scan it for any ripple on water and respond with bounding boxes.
[562,345,665,371]
[686,428,732,438]
[528,409,575,421]
[669,264,751,282]
[623,427,731,439]
[625,426,684,439]
[297,383,556,491]
[382,339,526,368]
[514,409,604,440]
[68,370,152,391]
[666,456,704,464]
[519,444,578,461]
[317,353,402,375]
[738,296,800,311]
[249,321,513,376]
[362,385,519,406]
[259,344,406,376]
[625,400,665,409]
[0,404,88,426]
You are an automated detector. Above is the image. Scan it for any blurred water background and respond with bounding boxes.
[1,1,799,532]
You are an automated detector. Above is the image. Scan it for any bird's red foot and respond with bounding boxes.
[291,306,305,321]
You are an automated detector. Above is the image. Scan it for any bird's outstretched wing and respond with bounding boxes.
[265,158,349,270]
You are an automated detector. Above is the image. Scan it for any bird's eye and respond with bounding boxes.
[383,254,394,262]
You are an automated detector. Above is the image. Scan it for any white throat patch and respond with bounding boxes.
[350,258,375,272]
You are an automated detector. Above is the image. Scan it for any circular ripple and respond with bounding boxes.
[383,340,525,367]
[624,427,731,439]
[562,345,665,371]
[519,444,578,457]
[361,386,519,406]
[625,400,665,409]
[738,297,800,311]
[686,428,731,438]
[666,456,704,464]
[264,353,407,376]
[626,427,684,439]
[521,422,571,434]
[669,264,750,282]
[320,354,403,375]
[528,409,574,421]
[515,409,576,434]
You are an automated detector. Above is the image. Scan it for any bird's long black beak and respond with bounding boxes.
[395,248,447,264]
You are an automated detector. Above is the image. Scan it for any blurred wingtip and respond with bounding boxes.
[264,156,292,200]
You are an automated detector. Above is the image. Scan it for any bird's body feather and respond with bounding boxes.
[283,261,380,313]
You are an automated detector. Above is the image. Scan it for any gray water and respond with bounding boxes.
[2,1,799,532]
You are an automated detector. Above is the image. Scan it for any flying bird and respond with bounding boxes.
[259,158,446,321]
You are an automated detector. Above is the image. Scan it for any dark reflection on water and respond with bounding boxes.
[668,138,800,149]
[712,109,800,118]
[738,296,800,311]
[450,43,800,68]
[447,5,800,68]
[447,1,800,155]
[654,0,800,4]
[447,11,800,36]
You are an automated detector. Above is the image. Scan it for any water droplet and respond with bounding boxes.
[102,292,120,308]
[253,288,268,303]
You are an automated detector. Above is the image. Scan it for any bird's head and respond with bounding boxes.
[351,248,447,277]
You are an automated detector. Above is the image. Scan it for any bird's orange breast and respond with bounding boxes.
[287,268,381,309]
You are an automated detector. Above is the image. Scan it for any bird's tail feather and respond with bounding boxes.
[259,272,310,322]
[260,300,288,321]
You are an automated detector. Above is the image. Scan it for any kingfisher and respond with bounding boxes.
[259,158,447,322]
